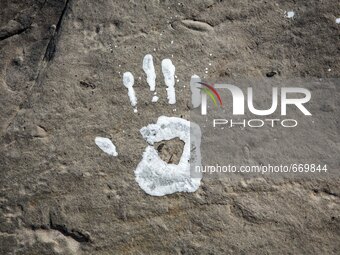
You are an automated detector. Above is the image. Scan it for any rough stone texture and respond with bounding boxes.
[0,0,339,254]
[155,138,185,164]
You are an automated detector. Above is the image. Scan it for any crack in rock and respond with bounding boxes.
[44,0,72,61]
[30,214,91,244]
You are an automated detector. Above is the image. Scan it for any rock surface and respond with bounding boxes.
[0,0,339,254]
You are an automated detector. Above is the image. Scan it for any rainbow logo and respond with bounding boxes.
[197,82,223,107]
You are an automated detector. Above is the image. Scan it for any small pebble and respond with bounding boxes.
[152,96,159,103]
[286,11,295,19]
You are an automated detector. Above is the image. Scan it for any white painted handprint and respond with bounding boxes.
[95,54,202,196]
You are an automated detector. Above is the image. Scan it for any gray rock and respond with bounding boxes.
[0,0,339,254]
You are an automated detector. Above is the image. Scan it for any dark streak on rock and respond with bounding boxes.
[30,213,91,243]
[266,71,277,77]
[44,0,72,61]
[321,188,338,197]
[80,80,97,89]
[48,213,90,243]
[2,0,73,137]
[0,24,30,41]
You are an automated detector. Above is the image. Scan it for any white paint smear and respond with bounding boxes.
[152,96,159,102]
[135,116,202,196]
[286,11,295,18]
[95,137,118,156]
[161,59,176,104]
[336,18,340,24]
[143,54,156,91]
[190,74,201,108]
[123,72,137,107]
